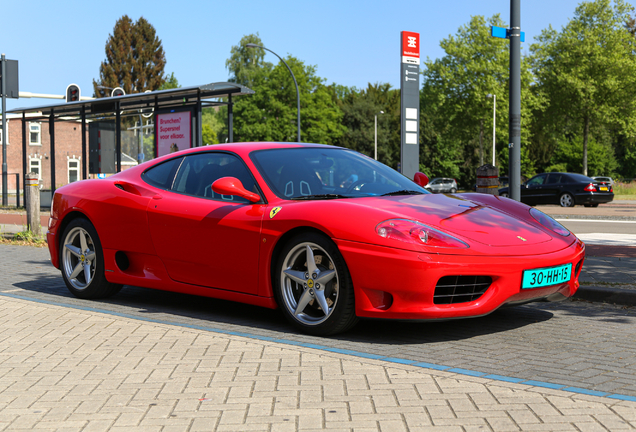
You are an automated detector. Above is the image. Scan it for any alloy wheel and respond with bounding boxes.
[61,226,96,290]
[280,242,339,326]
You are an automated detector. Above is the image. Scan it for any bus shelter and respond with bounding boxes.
[7,82,254,196]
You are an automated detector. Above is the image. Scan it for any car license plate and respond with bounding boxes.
[522,263,572,289]
[599,186,608,191]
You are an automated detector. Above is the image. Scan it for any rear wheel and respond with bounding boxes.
[450,188,457,193]
[274,232,358,336]
[559,193,575,207]
[500,192,509,198]
[60,218,122,299]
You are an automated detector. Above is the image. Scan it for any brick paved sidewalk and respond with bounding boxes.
[0,295,633,431]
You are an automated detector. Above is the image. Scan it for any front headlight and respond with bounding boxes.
[530,208,570,237]
[376,219,469,249]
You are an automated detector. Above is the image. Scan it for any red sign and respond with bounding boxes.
[401,31,420,59]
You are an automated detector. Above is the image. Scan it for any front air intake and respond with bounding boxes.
[434,275,492,304]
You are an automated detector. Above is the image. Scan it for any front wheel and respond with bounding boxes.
[274,232,358,336]
[559,193,575,207]
[60,218,122,299]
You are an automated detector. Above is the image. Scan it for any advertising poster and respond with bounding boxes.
[156,111,191,157]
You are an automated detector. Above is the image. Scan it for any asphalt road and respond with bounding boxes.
[1,243,635,400]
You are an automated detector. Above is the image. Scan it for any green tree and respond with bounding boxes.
[201,108,222,145]
[421,14,537,186]
[159,72,180,90]
[627,13,636,37]
[93,15,167,97]
[530,0,636,176]
[226,33,271,88]
[332,83,401,168]
[223,34,345,144]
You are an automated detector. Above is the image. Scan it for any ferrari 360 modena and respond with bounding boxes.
[47,143,585,335]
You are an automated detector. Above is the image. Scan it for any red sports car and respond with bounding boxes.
[47,143,585,335]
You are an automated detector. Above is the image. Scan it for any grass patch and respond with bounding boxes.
[0,229,47,247]
[613,180,636,196]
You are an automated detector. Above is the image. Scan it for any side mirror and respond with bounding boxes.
[212,177,260,203]
[413,172,429,187]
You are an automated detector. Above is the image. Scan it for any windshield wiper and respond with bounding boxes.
[380,190,425,196]
[291,194,348,200]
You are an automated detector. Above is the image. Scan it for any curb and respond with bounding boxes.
[575,285,636,307]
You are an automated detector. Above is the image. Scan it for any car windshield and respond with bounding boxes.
[250,147,429,200]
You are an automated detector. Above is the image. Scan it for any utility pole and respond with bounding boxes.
[508,0,522,201]
[2,54,7,206]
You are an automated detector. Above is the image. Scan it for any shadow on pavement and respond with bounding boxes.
[10,274,558,345]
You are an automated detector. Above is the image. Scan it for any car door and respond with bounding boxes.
[522,174,547,205]
[542,173,563,204]
[146,152,265,294]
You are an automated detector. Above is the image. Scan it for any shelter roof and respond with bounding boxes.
[7,82,253,118]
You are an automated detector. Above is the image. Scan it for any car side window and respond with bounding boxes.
[142,157,184,190]
[171,152,257,203]
[527,175,546,186]
[545,174,561,184]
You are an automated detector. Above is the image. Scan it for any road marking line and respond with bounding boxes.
[556,219,636,223]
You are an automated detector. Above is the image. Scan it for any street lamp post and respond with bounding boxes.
[246,43,301,142]
[487,94,496,166]
[374,110,384,160]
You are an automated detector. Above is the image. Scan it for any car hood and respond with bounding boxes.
[371,194,552,247]
[275,193,574,256]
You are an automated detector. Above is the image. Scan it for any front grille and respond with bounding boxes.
[434,275,492,304]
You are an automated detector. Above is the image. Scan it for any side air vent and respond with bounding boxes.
[434,275,492,305]
[575,259,583,278]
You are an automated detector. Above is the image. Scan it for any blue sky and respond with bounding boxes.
[3,0,632,111]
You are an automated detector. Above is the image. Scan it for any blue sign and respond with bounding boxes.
[97,174,106,179]
[491,26,525,42]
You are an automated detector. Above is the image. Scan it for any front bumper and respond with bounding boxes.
[335,238,585,320]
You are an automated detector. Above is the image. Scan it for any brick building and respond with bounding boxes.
[1,114,86,193]
[1,114,139,200]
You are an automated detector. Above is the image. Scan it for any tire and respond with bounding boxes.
[274,232,358,336]
[500,192,509,198]
[60,218,122,299]
[559,193,575,207]
[450,188,457,193]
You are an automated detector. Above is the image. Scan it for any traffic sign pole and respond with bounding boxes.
[2,54,7,206]
[509,0,521,202]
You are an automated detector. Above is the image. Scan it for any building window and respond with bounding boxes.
[29,158,42,180]
[29,123,41,145]
[68,158,80,183]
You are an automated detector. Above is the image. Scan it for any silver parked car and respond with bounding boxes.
[591,176,614,186]
[425,177,458,193]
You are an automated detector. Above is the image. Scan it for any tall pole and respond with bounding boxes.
[374,114,378,160]
[509,0,522,201]
[1,54,7,206]
[246,44,300,142]
[492,94,496,166]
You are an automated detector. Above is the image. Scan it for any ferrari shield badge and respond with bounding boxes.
[269,207,282,219]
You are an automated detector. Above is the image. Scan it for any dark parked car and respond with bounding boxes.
[498,172,614,207]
